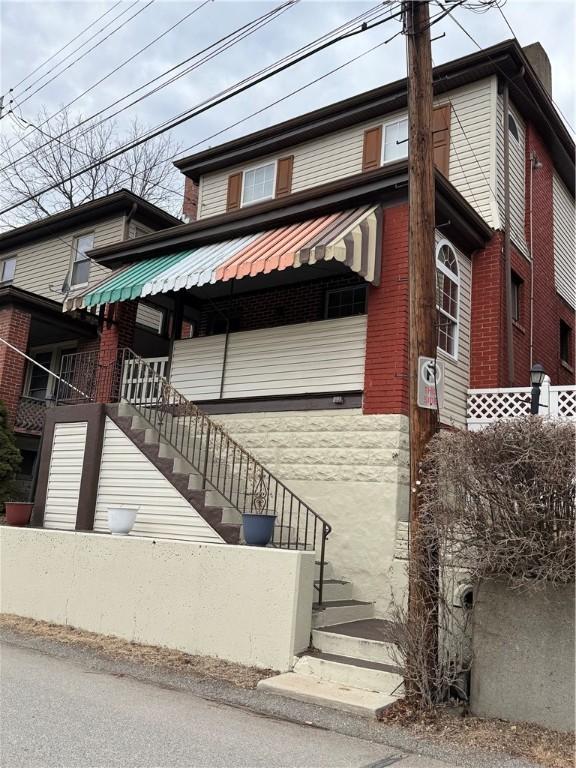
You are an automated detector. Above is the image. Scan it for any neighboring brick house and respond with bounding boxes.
[35,40,574,618]
[0,190,179,490]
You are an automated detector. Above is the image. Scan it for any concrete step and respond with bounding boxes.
[312,619,399,666]
[294,653,403,695]
[315,561,334,581]
[312,600,373,628]
[220,506,242,525]
[257,673,398,718]
[316,579,353,602]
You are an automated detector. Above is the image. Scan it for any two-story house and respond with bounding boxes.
[33,40,574,624]
[0,190,180,492]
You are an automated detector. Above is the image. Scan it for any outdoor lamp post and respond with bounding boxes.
[530,363,546,415]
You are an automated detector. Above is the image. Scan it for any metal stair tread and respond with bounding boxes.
[313,599,372,611]
[302,651,402,676]
[314,618,399,643]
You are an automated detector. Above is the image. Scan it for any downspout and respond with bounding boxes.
[218,281,235,400]
[502,82,515,384]
[529,151,534,369]
[124,202,138,239]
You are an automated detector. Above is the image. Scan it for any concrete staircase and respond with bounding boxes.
[259,561,404,718]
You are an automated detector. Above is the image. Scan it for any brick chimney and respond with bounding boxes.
[183,177,199,222]
[522,42,552,97]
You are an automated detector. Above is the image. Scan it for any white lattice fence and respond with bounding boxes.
[467,384,576,429]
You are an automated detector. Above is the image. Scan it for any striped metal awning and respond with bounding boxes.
[66,206,380,311]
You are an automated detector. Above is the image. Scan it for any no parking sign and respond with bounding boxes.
[417,356,444,410]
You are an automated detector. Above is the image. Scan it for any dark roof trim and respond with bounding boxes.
[175,39,574,195]
[0,189,181,253]
[0,285,98,336]
[89,163,492,269]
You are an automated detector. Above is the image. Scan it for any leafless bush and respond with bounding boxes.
[391,417,575,710]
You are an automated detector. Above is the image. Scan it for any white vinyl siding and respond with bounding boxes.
[135,302,164,333]
[553,173,576,307]
[496,97,528,256]
[436,233,472,428]
[170,315,367,401]
[43,421,88,530]
[197,78,498,229]
[93,418,223,543]
[7,216,125,302]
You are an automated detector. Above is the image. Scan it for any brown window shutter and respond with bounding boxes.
[362,126,382,172]
[433,104,451,177]
[275,156,294,198]
[226,172,243,212]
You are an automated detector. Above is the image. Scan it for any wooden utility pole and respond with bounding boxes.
[404,0,439,700]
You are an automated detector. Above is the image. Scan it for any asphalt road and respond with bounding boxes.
[1,643,452,768]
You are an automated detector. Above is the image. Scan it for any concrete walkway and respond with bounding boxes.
[1,643,447,768]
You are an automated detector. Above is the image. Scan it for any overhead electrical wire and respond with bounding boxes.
[0,0,301,166]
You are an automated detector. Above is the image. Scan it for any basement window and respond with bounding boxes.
[560,321,572,365]
[436,240,459,358]
[325,285,368,320]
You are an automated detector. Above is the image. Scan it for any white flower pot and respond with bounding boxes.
[107,506,138,536]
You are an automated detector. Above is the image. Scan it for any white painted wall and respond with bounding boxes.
[0,527,315,671]
[213,410,409,617]
[170,315,367,401]
[198,78,499,230]
[553,173,576,308]
[43,421,87,531]
[93,418,223,543]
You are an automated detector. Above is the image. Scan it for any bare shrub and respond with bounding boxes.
[391,417,575,709]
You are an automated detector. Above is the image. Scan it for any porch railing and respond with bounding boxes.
[58,347,332,603]
[467,383,576,430]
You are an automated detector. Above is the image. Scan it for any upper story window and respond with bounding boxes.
[0,257,16,284]
[241,163,276,206]
[436,241,459,358]
[70,232,94,287]
[325,284,368,320]
[508,114,519,142]
[382,117,408,164]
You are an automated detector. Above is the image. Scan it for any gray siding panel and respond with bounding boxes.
[553,173,576,307]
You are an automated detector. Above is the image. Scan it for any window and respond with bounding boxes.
[382,117,408,163]
[436,241,459,357]
[71,232,94,287]
[325,285,368,320]
[241,163,275,206]
[508,114,519,142]
[511,271,523,323]
[26,350,54,400]
[560,321,572,365]
[0,257,16,283]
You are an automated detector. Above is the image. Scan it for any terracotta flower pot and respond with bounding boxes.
[5,502,34,527]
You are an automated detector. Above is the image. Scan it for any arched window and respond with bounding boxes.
[508,114,519,142]
[436,240,459,357]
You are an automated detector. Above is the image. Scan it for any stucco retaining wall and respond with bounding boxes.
[0,528,314,671]
[214,410,410,617]
[471,580,575,732]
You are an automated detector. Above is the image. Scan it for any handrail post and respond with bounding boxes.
[202,420,210,490]
[317,526,327,606]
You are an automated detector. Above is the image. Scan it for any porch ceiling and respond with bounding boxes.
[64,207,380,311]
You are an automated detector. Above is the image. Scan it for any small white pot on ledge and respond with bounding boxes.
[107,506,139,536]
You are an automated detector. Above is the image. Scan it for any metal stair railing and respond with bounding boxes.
[118,348,332,604]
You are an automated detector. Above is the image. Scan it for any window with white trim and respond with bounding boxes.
[241,162,275,206]
[0,257,16,283]
[382,117,408,163]
[436,241,459,357]
[70,232,94,287]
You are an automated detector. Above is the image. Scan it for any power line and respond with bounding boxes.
[10,0,156,112]
[3,0,212,151]
[1,1,123,99]
[0,0,302,167]
[0,4,403,220]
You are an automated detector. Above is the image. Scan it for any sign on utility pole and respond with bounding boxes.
[417,356,444,410]
[404,0,440,700]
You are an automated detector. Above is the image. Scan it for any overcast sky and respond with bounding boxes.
[0,0,574,208]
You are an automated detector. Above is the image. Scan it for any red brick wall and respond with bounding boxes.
[183,177,199,221]
[364,204,409,415]
[470,122,575,388]
[0,306,31,424]
[95,301,138,403]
